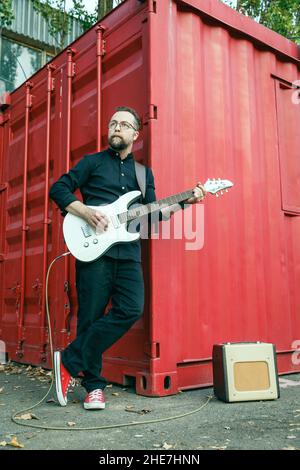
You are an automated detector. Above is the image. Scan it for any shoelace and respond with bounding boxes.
[87,389,104,400]
[65,377,76,394]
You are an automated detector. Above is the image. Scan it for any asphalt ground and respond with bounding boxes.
[0,362,299,456]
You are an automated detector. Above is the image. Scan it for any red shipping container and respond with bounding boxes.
[0,0,300,396]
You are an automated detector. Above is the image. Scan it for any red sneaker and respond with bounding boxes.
[84,389,106,410]
[54,351,74,406]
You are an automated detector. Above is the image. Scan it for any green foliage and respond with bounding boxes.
[31,0,71,50]
[68,0,97,31]
[0,1,125,51]
[30,1,122,50]
[0,0,15,29]
[222,0,300,43]
[97,0,114,20]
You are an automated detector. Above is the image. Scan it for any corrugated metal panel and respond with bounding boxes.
[0,0,299,396]
[5,0,83,48]
[148,0,300,392]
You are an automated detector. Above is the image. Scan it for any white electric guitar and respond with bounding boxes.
[63,178,233,262]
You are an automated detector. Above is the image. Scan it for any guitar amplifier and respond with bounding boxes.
[212,342,280,402]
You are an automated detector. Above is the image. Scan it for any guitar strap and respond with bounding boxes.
[134,161,146,201]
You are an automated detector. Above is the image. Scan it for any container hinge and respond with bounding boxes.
[144,341,160,359]
[67,48,77,78]
[0,183,8,192]
[67,62,76,78]
[148,0,157,13]
[143,104,157,124]
[101,39,106,56]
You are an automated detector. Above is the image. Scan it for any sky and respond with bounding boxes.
[65,0,97,14]
[65,0,120,14]
[64,0,238,14]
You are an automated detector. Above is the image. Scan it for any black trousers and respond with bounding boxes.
[61,256,144,392]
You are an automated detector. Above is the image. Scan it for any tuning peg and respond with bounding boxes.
[216,193,219,198]
[226,189,228,193]
[221,191,224,195]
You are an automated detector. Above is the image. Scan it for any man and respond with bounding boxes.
[49,106,206,410]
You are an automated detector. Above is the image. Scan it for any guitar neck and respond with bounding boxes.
[119,190,194,223]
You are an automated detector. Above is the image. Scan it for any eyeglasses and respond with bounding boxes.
[108,120,137,131]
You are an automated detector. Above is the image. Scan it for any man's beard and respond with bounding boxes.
[108,135,128,151]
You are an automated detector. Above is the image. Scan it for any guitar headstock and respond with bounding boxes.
[204,178,234,197]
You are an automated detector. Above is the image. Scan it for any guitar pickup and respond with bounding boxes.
[110,215,121,229]
[81,223,93,238]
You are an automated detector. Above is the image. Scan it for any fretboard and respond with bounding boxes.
[118,190,194,223]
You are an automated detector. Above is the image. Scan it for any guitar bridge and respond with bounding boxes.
[81,223,93,238]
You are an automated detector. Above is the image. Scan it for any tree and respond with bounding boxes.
[97,0,114,20]
[1,1,127,52]
[0,0,15,29]
[222,0,300,43]
[31,0,70,51]
[31,1,125,51]
[0,0,17,93]
[0,0,125,93]
[31,0,98,51]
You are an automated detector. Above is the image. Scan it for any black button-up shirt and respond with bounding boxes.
[49,147,160,262]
